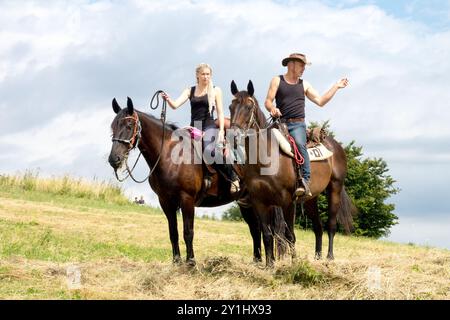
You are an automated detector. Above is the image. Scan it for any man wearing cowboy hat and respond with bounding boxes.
[264,52,349,197]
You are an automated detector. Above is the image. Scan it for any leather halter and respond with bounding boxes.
[232,96,260,133]
[112,112,141,150]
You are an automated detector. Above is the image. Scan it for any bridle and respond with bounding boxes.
[112,90,167,183]
[231,96,260,134]
[228,96,262,169]
[112,111,142,151]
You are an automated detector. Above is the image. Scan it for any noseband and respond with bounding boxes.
[112,112,142,150]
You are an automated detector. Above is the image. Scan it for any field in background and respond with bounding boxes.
[0,173,449,299]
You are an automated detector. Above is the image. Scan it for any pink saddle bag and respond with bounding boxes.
[185,126,204,140]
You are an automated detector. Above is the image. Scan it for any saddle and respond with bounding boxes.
[306,126,327,148]
[272,123,333,161]
[182,118,233,197]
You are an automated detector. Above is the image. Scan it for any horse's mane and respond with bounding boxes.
[111,109,179,137]
[252,97,267,127]
[137,110,179,131]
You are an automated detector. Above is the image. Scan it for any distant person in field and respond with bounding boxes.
[138,196,145,205]
[134,197,139,204]
[161,63,240,193]
[264,52,349,197]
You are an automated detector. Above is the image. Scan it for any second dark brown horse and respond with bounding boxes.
[229,81,357,263]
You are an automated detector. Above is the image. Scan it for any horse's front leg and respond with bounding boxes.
[180,195,196,266]
[304,198,323,259]
[239,205,262,263]
[283,201,297,259]
[253,202,275,267]
[160,198,181,264]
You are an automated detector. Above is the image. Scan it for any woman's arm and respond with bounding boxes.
[214,86,225,142]
[161,88,190,109]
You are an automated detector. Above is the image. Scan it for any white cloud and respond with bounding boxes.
[1,0,450,222]
[0,107,111,167]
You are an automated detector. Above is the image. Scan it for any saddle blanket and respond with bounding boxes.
[272,128,333,161]
[307,143,333,161]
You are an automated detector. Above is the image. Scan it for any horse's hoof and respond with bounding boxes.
[327,254,334,261]
[173,256,182,264]
[186,258,196,267]
[315,253,322,260]
[290,253,297,262]
[253,257,263,264]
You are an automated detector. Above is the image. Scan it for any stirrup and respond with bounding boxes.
[295,179,312,197]
[295,186,306,197]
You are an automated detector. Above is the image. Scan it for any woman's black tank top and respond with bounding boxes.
[189,86,215,129]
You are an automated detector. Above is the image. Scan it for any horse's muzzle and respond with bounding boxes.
[108,154,123,169]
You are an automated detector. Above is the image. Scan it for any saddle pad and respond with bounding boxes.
[272,128,333,161]
[307,143,333,161]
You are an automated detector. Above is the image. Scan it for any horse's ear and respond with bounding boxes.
[231,80,238,96]
[112,98,121,114]
[247,80,254,97]
[127,97,134,115]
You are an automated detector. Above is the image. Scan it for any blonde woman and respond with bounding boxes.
[162,63,239,193]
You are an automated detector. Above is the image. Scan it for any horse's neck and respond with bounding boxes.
[244,127,274,166]
[138,114,170,169]
[254,107,266,128]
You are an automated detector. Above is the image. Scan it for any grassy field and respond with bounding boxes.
[0,173,449,300]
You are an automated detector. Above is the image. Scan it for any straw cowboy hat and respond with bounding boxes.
[281,53,312,66]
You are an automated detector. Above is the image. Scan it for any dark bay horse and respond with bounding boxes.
[108,97,261,265]
[229,81,357,261]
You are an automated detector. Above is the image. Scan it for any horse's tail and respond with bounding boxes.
[337,186,358,234]
[272,206,287,258]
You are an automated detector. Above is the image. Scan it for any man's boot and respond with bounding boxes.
[295,178,312,197]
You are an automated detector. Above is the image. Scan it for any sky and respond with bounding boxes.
[1,0,449,249]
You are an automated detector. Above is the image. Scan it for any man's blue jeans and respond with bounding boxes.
[287,121,310,182]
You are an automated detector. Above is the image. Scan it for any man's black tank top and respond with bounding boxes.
[189,86,215,129]
[275,75,305,120]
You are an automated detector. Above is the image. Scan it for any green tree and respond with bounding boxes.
[222,204,243,221]
[342,141,399,237]
[295,140,399,238]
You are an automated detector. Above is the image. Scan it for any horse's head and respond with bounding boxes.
[229,80,263,131]
[108,97,141,171]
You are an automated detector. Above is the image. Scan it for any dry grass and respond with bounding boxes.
[0,171,128,204]
[0,193,449,300]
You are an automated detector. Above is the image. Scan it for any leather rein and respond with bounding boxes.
[113,91,167,183]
